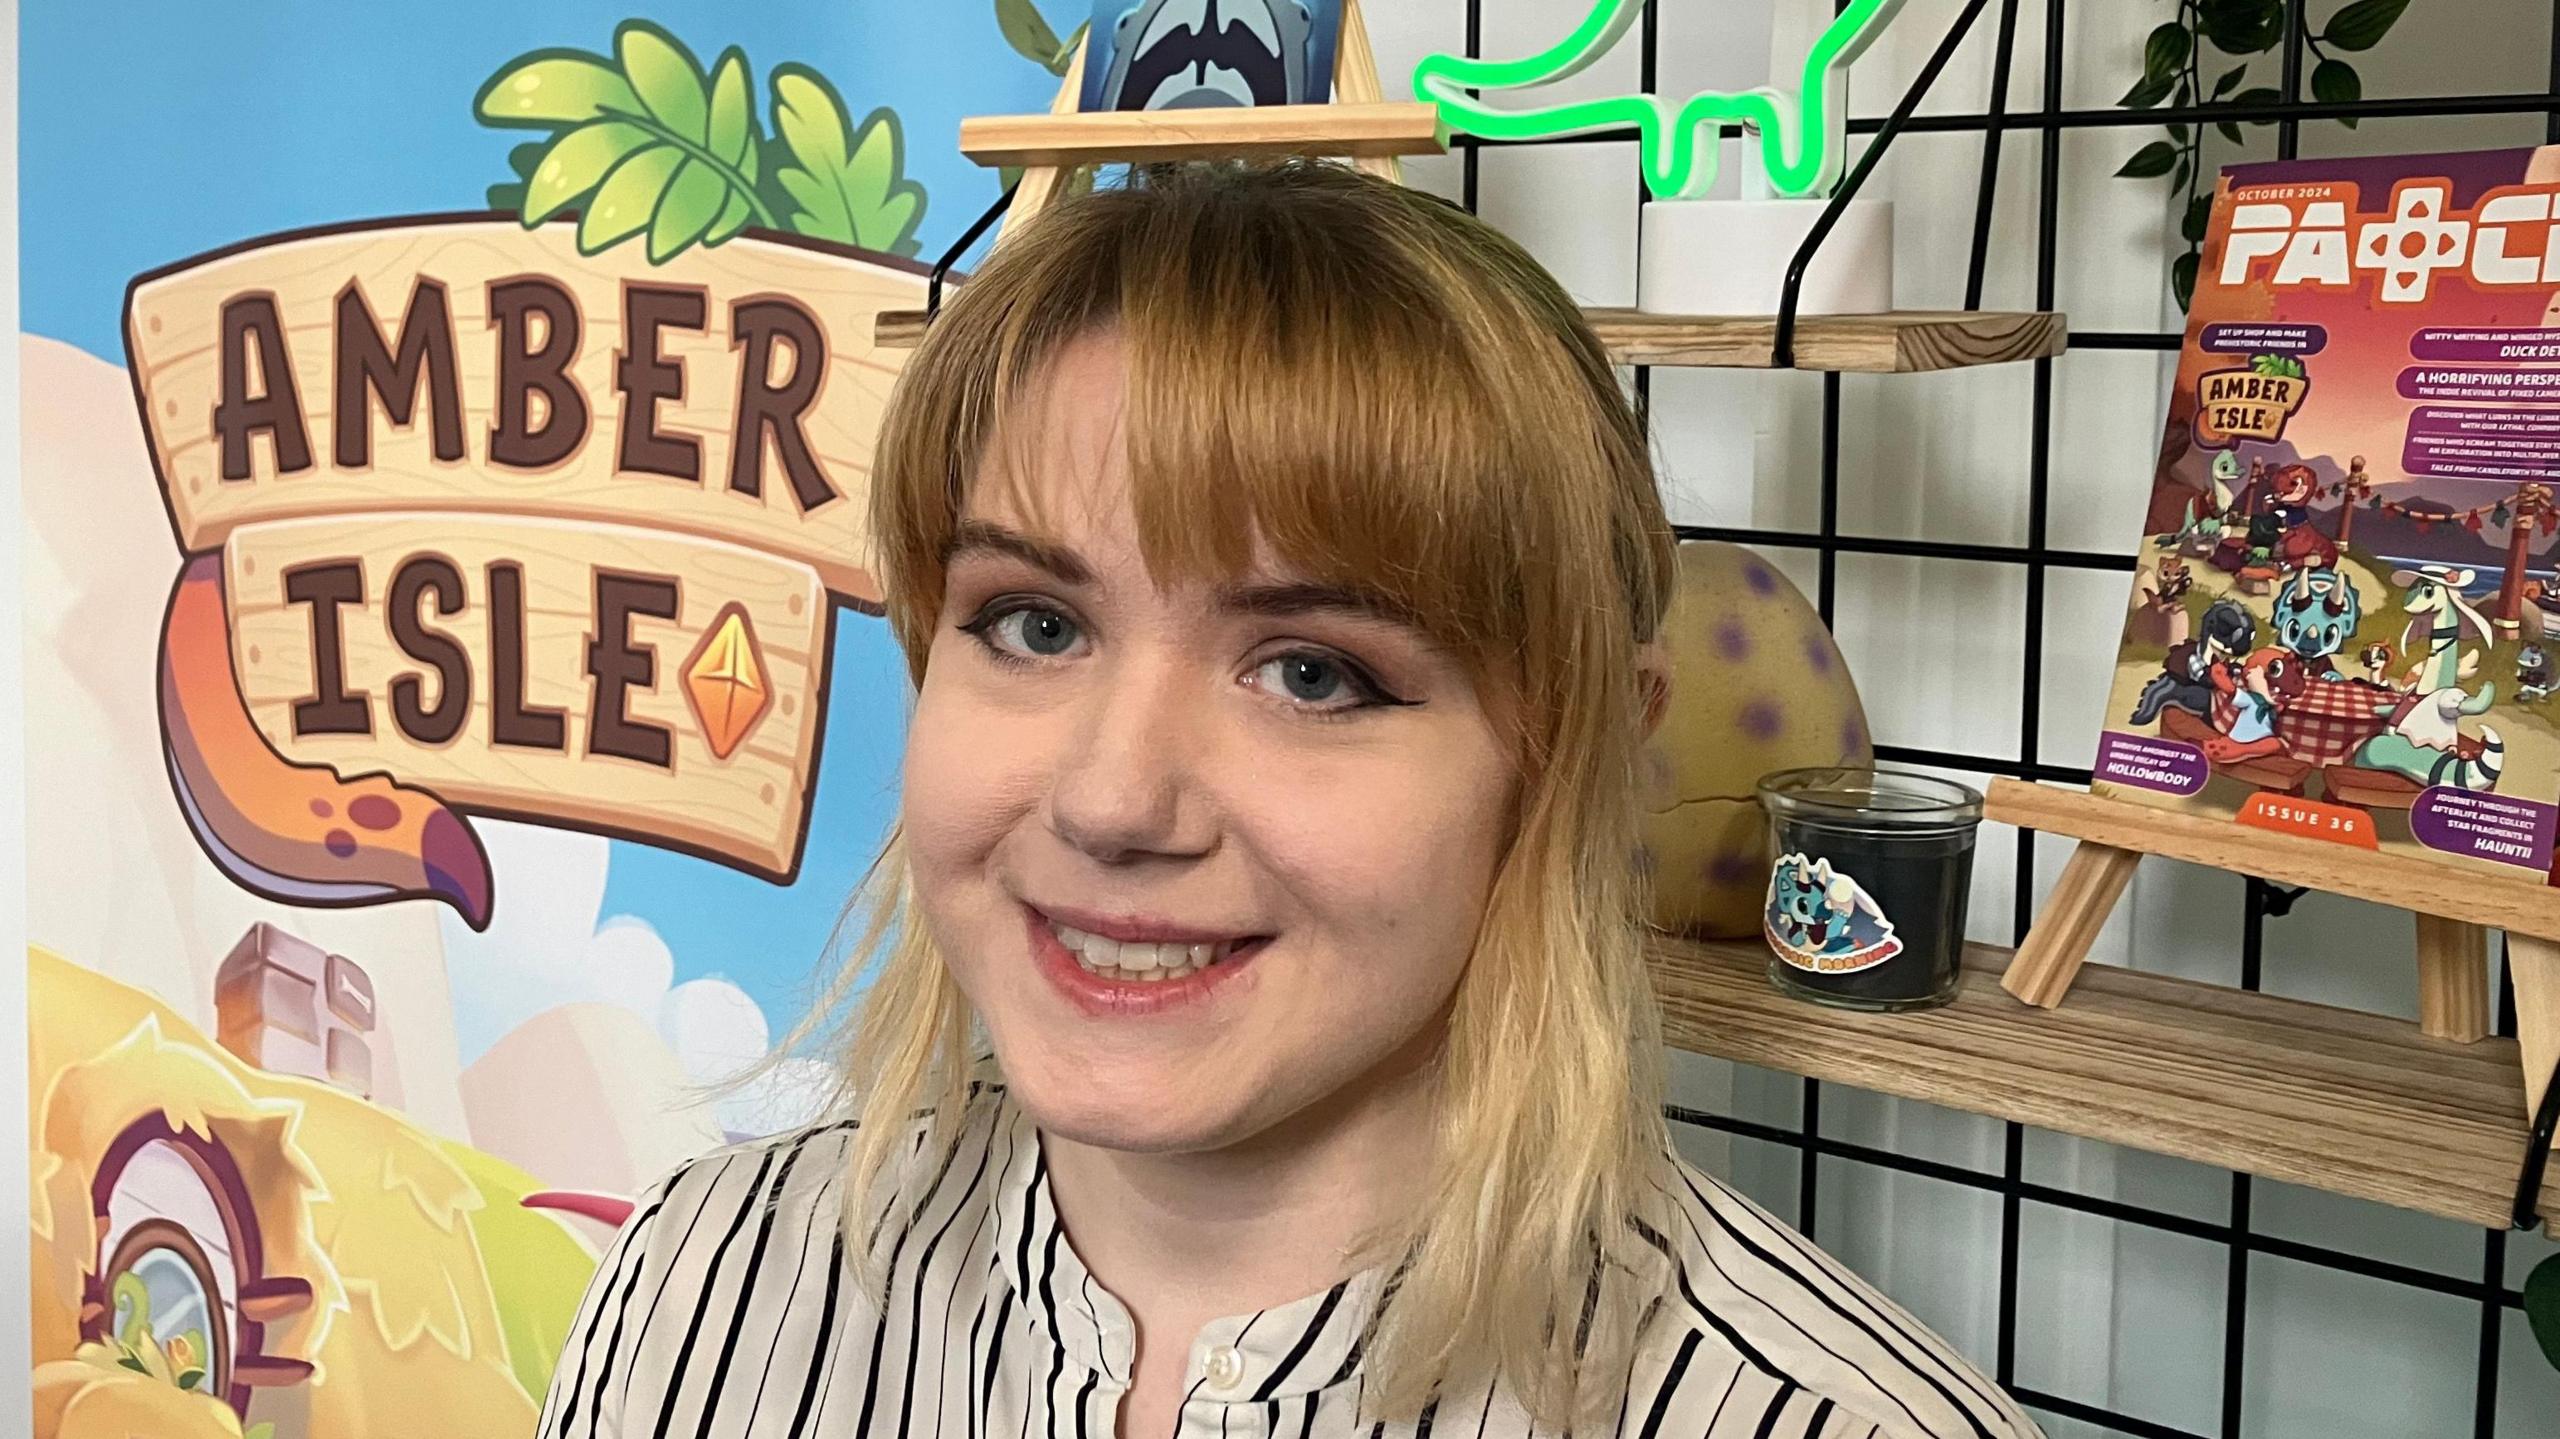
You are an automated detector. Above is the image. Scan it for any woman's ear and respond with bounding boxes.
[1636,638,1672,741]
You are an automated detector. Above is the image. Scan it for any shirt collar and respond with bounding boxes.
[983,1085,1394,1400]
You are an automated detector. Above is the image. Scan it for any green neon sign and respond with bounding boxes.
[1412,0,1907,201]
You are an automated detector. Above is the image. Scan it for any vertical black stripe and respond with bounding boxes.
[1263,1398,1283,1436]
[739,1170,839,1436]
[1252,1280,1348,1399]
[648,1147,784,1439]
[784,1227,847,1437]
[930,1208,995,1439]
[1415,1394,1441,1439]
[549,1183,671,1437]
[1802,1397,1835,1438]
[1672,1170,2005,1436]
[1747,1381,1801,1439]
[1070,1367,1099,1439]
[850,1130,958,1439]
[1697,1364,1742,1436]
[599,1156,739,1434]
[1625,1218,1788,1385]
[1659,1177,1928,1438]
[1298,1390,1320,1439]
[966,1279,991,1439]
[1633,1330,1698,1439]
[891,1130,999,1439]
[685,1136,815,1437]
[1472,1375,1496,1439]
[982,1286,1014,1423]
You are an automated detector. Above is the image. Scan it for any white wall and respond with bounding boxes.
[1365,1,2560,1433]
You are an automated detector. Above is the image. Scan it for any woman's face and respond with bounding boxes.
[901,330,1518,1154]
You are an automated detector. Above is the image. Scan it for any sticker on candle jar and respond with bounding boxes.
[1762,852,1905,974]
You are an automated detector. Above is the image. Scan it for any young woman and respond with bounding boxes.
[538,161,2041,1439]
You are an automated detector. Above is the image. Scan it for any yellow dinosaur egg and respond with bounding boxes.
[1639,541,1873,939]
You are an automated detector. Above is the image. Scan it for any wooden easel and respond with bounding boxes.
[965,0,1440,247]
[1990,778,2560,1125]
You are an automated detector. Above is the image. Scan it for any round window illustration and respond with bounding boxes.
[101,1219,230,1398]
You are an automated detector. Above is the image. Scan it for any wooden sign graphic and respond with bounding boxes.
[128,214,928,926]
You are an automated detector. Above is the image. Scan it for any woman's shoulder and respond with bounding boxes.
[628,1073,1006,1232]
[1626,1145,2046,1439]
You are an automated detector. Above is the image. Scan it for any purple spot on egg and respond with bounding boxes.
[1713,621,1751,660]
[1739,699,1783,741]
[1805,637,1833,674]
[348,794,401,831]
[1842,715,1868,756]
[1706,852,1758,887]
[1742,560,1779,596]
[308,798,333,818]
[324,829,358,859]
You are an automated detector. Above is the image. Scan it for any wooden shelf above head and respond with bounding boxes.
[1649,934,2560,1236]
[1582,307,2068,372]
[958,101,1448,169]
[875,305,2070,366]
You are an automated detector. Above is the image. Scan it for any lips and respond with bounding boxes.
[1023,904,1270,1017]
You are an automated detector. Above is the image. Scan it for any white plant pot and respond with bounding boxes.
[1637,198,1896,317]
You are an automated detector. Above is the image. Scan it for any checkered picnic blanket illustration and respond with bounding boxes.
[2210,673,2398,765]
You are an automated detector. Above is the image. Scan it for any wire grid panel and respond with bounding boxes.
[1423,0,2560,1435]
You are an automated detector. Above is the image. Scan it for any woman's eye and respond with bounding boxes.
[1249,652,1385,711]
[968,603,1084,660]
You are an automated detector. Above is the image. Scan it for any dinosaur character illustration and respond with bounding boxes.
[2361,640,2400,687]
[2349,564,2502,789]
[1763,853,1900,965]
[2209,450,2242,518]
[2521,643,2555,702]
[1414,0,1904,199]
[2133,598,2255,726]
[2269,565,2360,676]
[1086,0,1329,111]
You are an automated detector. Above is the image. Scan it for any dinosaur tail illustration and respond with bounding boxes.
[2427,726,2504,793]
[159,552,495,929]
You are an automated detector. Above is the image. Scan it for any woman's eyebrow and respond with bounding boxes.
[946,520,1093,585]
[1213,579,1426,631]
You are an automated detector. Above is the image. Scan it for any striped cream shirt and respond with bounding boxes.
[537,1077,2043,1439]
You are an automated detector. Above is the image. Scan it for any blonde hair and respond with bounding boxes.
[794,160,1680,1433]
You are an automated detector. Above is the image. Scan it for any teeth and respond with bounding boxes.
[1050,922,1239,982]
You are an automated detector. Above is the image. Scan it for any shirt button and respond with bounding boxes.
[1204,1345,1244,1391]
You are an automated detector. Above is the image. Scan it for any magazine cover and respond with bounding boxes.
[2093,145,2560,881]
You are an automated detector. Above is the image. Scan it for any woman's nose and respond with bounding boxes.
[1042,654,1217,863]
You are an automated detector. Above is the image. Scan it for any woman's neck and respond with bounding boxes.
[1037,1042,1440,1332]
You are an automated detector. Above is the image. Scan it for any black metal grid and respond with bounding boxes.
[1438,1,2560,1433]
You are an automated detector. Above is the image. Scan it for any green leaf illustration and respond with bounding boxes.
[579,145,687,253]
[650,158,731,262]
[767,65,927,255]
[2183,193,2214,244]
[2212,64,2248,97]
[708,48,756,166]
[2173,251,2201,310]
[522,120,655,223]
[996,0,1065,67]
[1053,21,1089,76]
[476,26,925,263]
[618,23,710,143]
[2324,0,2412,50]
[475,53,641,127]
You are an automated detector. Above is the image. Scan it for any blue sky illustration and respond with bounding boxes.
[22,1,1062,1029]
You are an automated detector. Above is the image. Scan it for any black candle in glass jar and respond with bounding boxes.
[1754,766,1984,1011]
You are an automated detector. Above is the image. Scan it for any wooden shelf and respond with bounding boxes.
[1585,307,2066,372]
[960,101,1446,169]
[875,306,2066,371]
[1649,934,2560,1235]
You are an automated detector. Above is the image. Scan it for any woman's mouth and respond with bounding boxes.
[1023,905,1272,1014]
[1045,920,1260,981]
